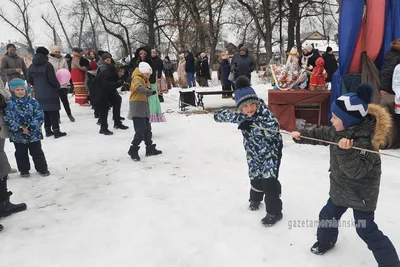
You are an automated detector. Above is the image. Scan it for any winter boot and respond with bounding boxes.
[249,201,260,211]
[54,129,67,139]
[0,179,27,218]
[128,146,140,161]
[145,144,162,156]
[38,170,50,177]
[310,241,335,255]
[45,127,54,137]
[114,122,129,130]
[0,224,3,232]
[120,117,125,121]
[261,213,283,226]
[68,115,76,122]
[20,171,30,178]
[99,128,113,135]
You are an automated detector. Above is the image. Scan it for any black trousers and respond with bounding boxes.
[14,141,48,173]
[98,91,122,129]
[44,111,60,131]
[58,88,72,116]
[249,146,283,215]
[222,84,233,97]
[131,117,152,147]
[0,176,8,202]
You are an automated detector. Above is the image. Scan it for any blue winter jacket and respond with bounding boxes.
[214,99,283,180]
[4,94,44,144]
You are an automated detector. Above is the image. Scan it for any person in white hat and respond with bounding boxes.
[127,62,162,161]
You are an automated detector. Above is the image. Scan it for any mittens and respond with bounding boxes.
[238,120,253,132]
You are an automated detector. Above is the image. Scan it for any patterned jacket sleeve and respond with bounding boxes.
[4,103,21,132]
[259,108,280,135]
[29,100,44,132]
[294,126,336,146]
[214,109,245,124]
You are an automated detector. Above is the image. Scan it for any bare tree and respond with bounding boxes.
[88,0,131,56]
[0,0,34,54]
[236,0,280,62]
[47,0,74,50]
[41,15,57,45]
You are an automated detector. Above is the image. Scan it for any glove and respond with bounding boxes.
[151,90,157,95]
[238,120,253,132]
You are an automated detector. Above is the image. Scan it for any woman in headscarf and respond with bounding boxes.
[71,48,89,105]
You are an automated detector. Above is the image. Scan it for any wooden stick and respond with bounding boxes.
[252,126,400,159]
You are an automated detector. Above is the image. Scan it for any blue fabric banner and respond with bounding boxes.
[329,0,365,123]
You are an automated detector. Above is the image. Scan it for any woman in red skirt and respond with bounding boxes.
[71,48,89,105]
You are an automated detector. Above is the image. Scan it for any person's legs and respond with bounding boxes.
[13,143,30,175]
[310,198,348,254]
[110,91,128,129]
[28,141,48,174]
[353,209,400,266]
[98,99,112,135]
[249,179,263,210]
[43,111,53,136]
[50,111,66,138]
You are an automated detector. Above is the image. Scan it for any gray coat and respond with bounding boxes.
[0,53,27,82]
[0,80,11,180]
[27,54,61,111]
[295,104,392,212]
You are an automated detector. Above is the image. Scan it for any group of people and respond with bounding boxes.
[1,39,400,267]
[269,44,338,91]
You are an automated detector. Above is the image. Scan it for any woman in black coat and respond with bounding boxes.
[322,47,338,83]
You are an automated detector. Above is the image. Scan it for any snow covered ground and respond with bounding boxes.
[1,74,400,267]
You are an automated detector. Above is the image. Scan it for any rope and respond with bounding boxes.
[158,91,400,159]
[252,125,400,159]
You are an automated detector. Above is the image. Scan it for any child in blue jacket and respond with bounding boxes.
[214,76,283,226]
[4,78,49,178]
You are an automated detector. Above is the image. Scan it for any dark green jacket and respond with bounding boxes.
[294,104,392,212]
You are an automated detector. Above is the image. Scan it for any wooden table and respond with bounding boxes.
[268,89,331,131]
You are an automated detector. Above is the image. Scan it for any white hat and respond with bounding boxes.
[303,43,313,53]
[273,46,280,53]
[50,45,61,53]
[138,62,152,74]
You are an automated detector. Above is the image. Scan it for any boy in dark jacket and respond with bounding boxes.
[291,84,400,266]
[214,76,283,226]
[4,78,49,178]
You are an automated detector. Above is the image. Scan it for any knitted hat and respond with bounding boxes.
[36,47,49,55]
[6,43,16,50]
[303,43,313,53]
[326,46,333,53]
[50,45,61,53]
[138,62,152,74]
[101,52,111,60]
[331,83,373,129]
[234,76,259,110]
[8,78,27,92]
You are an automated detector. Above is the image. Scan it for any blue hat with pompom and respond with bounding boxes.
[234,76,259,110]
[331,83,373,129]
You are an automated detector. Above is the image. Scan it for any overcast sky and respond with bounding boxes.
[0,0,73,46]
[0,0,237,53]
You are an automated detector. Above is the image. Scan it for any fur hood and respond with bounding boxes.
[368,104,392,150]
[390,39,400,53]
